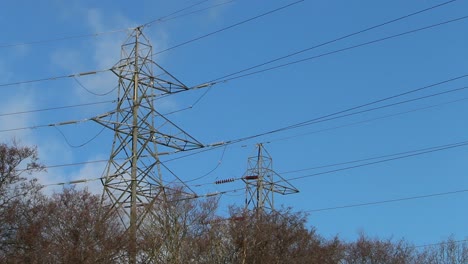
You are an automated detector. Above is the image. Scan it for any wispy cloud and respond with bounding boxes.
[0,92,35,142]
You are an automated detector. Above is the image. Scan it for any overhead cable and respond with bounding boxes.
[195,15,468,87]
[153,0,304,55]
[285,141,468,182]
[0,69,109,88]
[207,0,458,83]
[189,139,468,187]
[267,95,468,145]
[1,0,233,49]
[225,76,468,145]
[0,100,115,118]
[305,188,468,213]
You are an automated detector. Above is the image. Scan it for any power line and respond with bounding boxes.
[0,100,115,118]
[155,0,236,24]
[143,0,212,26]
[266,95,468,145]
[142,0,226,27]
[191,139,468,187]
[198,15,468,87]
[0,108,118,133]
[31,136,468,189]
[224,75,468,145]
[0,90,201,141]
[0,69,109,88]
[305,188,468,213]
[40,171,245,203]
[280,141,468,175]
[155,74,468,167]
[0,117,94,133]
[73,77,119,96]
[412,239,468,249]
[0,0,233,49]
[14,71,467,188]
[281,85,468,132]
[286,141,468,182]
[153,0,304,55]
[0,96,206,134]
[53,112,112,148]
[0,28,129,49]
[206,0,458,83]
[3,5,461,92]
[185,145,227,183]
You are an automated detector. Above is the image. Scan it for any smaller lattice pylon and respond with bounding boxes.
[242,143,298,213]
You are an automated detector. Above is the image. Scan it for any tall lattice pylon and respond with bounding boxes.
[93,27,203,263]
[243,143,299,213]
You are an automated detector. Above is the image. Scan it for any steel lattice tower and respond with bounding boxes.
[93,27,203,263]
[243,144,299,213]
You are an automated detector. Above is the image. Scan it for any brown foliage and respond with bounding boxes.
[0,142,45,262]
[226,207,343,264]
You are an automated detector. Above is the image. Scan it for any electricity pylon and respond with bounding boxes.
[93,26,203,263]
[242,143,299,213]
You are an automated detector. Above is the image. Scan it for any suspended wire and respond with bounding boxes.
[143,0,211,26]
[156,74,468,166]
[162,106,193,115]
[40,170,245,203]
[41,176,106,187]
[73,77,118,96]
[158,161,197,195]
[285,141,468,182]
[0,28,129,49]
[0,100,115,118]
[11,81,468,190]
[305,188,468,213]
[2,4,460,92]
[187,139,468,187]
[266,95,468,145]
[0,107,120,133]
[191,87,213,108]
[0,118,90,133]
[0,69,110,88]
[40,159,111,171]
[196,15,468,87]
[153,0,304,55]
[1,0,233,49]
[54,125,106,148]
[28,125,468,187]
[185,145,227,183]
[224,77,468,145]
[158,0,236,23]
[53,111,114,148]
[280,140,468,175]
[0,92,206,134]
[412,239,468,249]
[282,85,468,131]
[207,0,458,83]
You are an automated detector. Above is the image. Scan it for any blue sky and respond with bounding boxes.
[1,0,467,245]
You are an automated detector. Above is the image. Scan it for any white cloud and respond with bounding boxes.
[0,93,35,143]
[67,155,107,195]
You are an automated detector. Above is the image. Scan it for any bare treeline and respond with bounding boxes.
[0,142,466,263]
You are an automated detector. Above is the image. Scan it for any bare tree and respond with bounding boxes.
[0,142,44,262]
[43,188,127,263]
[416,237,468,264]
[226,207,343,264]
[343,233,416,264]
[138,186,219,264]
